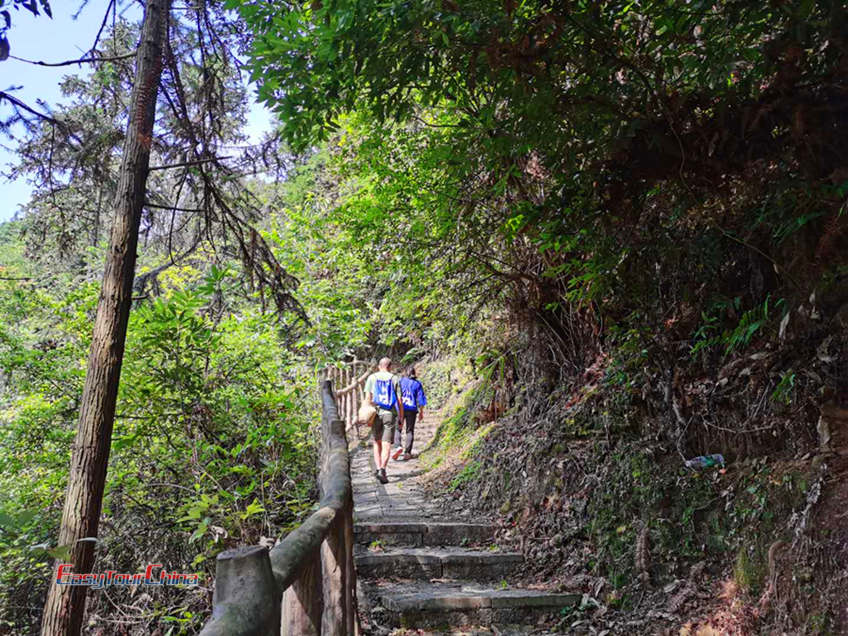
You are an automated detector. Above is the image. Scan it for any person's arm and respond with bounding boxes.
[417,382,426,421]
[395,377,404,419]
[365,376,375,406]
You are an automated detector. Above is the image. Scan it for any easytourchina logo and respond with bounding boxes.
[55,564,200,589]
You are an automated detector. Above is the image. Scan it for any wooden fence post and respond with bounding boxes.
[281,549,323,636]
[320,516,347,635]
[345,366,352,428]
[343,491,357,635]
[200,546,279,636]
[340,366,347,429]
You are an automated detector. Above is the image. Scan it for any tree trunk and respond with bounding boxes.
[40,1,170,633]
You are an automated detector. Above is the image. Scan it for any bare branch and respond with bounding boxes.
[0,91,81,143]
[148,156,231,171]
[9,52,136,67]
[144,203,206,213]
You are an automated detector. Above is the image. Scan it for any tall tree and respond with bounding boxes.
[40,0,171,632]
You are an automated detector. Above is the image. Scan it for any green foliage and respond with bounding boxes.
[0,248,318,632]
[771,370,796,404]
[427,381,487,451]
[114,270,318,567]
[449,460,481,492]
[584,447,810,596]
[255,159,376,362]
[723,296,785,355]
[234,0,839,153]
[692,294,786,358]
[0,0,845,629]
[417,358,457,411]
[231,0,848,401]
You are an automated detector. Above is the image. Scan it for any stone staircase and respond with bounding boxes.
[350,411,578,633]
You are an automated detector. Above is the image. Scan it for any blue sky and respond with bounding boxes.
[0,1,272,223]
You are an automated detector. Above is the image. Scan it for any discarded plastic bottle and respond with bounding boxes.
[685,454,725,469]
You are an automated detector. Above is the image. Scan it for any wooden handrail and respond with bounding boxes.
[335,367,373,397]
[200,379,357,636]
[323,362,374,437]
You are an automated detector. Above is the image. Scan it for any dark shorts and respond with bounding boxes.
[372,408,397,443]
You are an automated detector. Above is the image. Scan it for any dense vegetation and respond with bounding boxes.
[235,0,847,632]
[0,0,846,632]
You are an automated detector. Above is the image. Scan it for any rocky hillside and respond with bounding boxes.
[416,348,847,634]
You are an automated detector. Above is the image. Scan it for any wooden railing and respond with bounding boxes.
[321,361,373,438]
[200,379,358,636]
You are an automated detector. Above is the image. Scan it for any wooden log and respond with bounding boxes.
[341,366,346,428]
[349,366,355,426]
[281,546,323,636]
[336,366,374,396]
[340,367,347,430]
[344,366,352,428]
[343,489,358,635]
[346,394,352,430]
[200,546,279,636]
[269,507,335,589]
[320,516,347,635]
[325,415,358,633]
[353,381,360,427]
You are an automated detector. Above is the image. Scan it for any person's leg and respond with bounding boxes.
[393,418,403,449]
[372,417,385,479]
[380,440,391,469]
[392,417,404,460]
[403,409,416,455]
[377,410,394,470]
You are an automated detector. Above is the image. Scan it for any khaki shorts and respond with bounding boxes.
[372,408,397,443]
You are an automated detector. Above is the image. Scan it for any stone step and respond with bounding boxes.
[373,581,580,630]
[355,547,522,581]
[354,521,496,547]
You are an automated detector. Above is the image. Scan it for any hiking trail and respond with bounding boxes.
[350,410,579,634]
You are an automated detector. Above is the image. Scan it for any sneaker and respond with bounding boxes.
[374,469,382,482]
[377,468,389,484]
[402,452,414,461]
[391,446,403,461]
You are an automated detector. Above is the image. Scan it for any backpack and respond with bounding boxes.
[373,375,399,409]
[400,377,419,409]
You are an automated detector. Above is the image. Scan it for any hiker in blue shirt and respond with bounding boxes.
[392,366,427,461]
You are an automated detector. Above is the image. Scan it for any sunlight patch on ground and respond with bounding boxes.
[678,578,753,636]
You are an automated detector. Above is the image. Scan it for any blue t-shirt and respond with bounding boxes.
[400,377,427,411]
